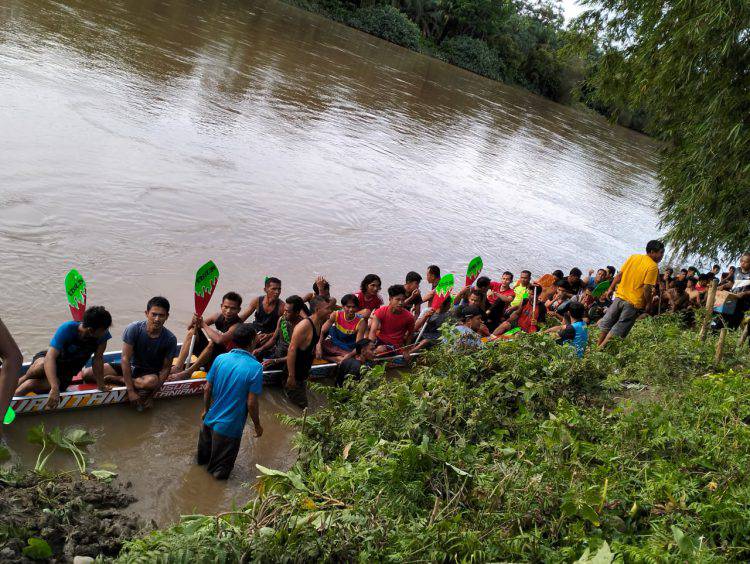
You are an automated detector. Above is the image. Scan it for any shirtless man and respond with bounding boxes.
[0,318,23,445]
[100,297,177,408]
[286,296,333,409]
[173,292,243,378]
[240,277,284,346]
[253,295,307,368]
[17,306,113,409]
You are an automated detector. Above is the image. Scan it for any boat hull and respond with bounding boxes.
[11,346,405,415]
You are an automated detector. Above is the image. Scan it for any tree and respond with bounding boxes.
[577,0,750,259]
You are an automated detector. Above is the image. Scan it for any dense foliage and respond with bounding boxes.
[119,317,750,562]
[287,0,598,106]
[575,0,750,259]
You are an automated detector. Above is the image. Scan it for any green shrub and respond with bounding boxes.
[438,35,503,81]
[348,5,421,50]
[119,318,750,561]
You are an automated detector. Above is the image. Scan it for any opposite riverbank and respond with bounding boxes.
[118,316,750,561]
[278,0,648,132]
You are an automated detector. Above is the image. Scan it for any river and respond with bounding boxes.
[0,0,660,524]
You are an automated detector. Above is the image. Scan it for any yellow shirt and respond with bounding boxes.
[511,284,528,307]
[615,254,659,308]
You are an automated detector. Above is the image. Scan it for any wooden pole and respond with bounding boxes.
[699,279,718,342]
[714,328,727,365]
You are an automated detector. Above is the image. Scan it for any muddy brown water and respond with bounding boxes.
[1,0,660,524]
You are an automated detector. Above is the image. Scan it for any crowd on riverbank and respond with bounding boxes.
[2,240,749,475]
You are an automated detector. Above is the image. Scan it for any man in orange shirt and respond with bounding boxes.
[597,240,665,348]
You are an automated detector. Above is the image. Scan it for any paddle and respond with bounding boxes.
[184,260,220,369]
[65,269,87,322]
[431,273,455,310]
[465,256,483,287]
[591,280,611,299]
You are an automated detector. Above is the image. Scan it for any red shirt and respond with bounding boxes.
[487,282,514,305]
[355,291,383,311]
[373,306,415,347]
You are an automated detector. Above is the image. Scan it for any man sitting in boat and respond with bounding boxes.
[486,271,515,331]
[511,270,532,307]
[316,293,366,362]
[100,297,177,408]
[412,295,453,352]
[253,295,307,370]
[369,285,415,361]
[450,305,484,349]
[492,285,546,337]
[355,274,383,319]
[452,288,490,336]
[172,291,243,378]
[403,271,423,318]
[16,306,113,409]
[303,276,336,309]
[240,277,284,346]
[336,338,377,386]
[421,265,441,305]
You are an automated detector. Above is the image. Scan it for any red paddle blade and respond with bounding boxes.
[194,260,220,316]
[65,269,87,322]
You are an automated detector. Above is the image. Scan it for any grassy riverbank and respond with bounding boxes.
[277,0,648,132]
[119,316,750,561]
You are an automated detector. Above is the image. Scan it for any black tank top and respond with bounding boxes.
[254,296,280,334]
[294,318,318,381]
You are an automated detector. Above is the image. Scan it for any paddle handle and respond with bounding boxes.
[415,309,431,343]
[184,333,197,370]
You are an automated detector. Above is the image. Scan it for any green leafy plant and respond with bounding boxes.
[27,424,95,473]
[22,537,52,560]
[119,318,750,561]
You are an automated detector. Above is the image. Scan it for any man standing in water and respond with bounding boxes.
[598,240,665,348]
[286,296,333,409]
[102,297,177,408]
[240,277,284,346]
[197,323,263,480]
[0,318,22,448]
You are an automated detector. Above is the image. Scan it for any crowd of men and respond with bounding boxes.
[2,240,749,478]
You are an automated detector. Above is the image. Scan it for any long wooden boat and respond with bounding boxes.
[10,347,411,416]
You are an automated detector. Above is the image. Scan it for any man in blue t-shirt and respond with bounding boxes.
[16,306,113,409]
[101,296,177,408]
[197,323,263,480]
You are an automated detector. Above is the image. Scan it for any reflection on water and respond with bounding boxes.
[1,0,659,523]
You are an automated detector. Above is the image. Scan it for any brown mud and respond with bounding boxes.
[0,471,142,562]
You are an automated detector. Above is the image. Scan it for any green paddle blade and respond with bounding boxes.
[4,406,15,425]
[431,273,455,309]
[65,269,87,322]
[465,256,483,286]
[591,280,612,298]
[194,261,220,316]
